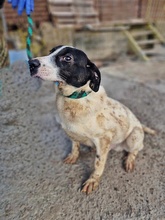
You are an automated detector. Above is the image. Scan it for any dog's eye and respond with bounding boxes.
[63,55,72,62]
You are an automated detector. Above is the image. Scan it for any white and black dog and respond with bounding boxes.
[29,45,155,194]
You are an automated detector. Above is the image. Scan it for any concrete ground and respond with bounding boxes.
[0,60,165,220]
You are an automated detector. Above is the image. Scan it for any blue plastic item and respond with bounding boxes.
[9,49,28,64]
[8,0,34,15]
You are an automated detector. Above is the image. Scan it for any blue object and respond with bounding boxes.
[8,0,34,15]
[9,49,28,64]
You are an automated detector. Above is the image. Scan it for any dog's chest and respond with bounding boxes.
[58,97,89,117]
[56,96,92,130]
[56,97,95,145]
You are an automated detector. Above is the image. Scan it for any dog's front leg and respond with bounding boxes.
[81,137,110,194]
[64,141,80,164]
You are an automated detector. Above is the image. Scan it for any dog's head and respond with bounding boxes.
[28,45,101,92]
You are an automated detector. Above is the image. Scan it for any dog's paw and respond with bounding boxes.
[63,153,78,164]
[125,157,135,172]
[81,177,99,194]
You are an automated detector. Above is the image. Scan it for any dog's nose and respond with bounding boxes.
[28,59,41,76]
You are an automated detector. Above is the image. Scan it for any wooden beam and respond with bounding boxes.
[148,24,165,44]
[123,30,149,61]
[137,39,159,45]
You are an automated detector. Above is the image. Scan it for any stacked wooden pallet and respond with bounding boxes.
[74,0,98,25]
[48,0,75,26]
[48,0,99,27]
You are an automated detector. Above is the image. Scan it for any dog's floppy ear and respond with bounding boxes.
[87,60,101,92]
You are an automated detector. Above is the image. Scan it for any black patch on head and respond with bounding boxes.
[49,45,64,54]
[52,46,101,91]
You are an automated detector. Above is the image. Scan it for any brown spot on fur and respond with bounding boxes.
[109,112,129,131]
[109,128,117,139]
[64,100,90,121]
[104,136,111,147]
[96,113,105,127]
[99,136,111,154]
[100,95,104,102]
[96,160,100,167]
[107,100,112,106]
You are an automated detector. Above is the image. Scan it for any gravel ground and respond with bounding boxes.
[0,60,165,220]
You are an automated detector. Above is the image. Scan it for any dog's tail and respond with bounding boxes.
[142,124,156,135]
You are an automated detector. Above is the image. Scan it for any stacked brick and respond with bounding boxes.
[95,0,139,23]
[4,0,49,26]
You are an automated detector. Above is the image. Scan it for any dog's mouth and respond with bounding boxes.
[32,73,44,81]
[32,73,63,84]
[34,75,42,79]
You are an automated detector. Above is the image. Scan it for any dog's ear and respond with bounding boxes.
[49,45,64,54]
[87,60,101,92]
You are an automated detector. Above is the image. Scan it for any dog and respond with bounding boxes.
[28,45,155,194]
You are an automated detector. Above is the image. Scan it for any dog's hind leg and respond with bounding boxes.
[124,127,144,172]
[81,137,110,194]
[64,141,80,164]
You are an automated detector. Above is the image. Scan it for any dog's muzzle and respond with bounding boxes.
[28,59,41,76]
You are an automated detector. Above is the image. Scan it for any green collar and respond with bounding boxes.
[64,90,91,99]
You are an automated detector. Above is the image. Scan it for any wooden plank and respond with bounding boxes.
[76,12,98,17]
[51,12,75,17]
[143,49,157,55]
[131,30,153,37]
[137,39,159,45]
[123,30,149,61]
[48,0,73,4]
[85,25,129,32]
